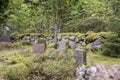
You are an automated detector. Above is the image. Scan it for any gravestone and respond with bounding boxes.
[1,27,11,42]
[74,49,87,66]
[58,40,68,54]
[91,38,101,51]
[33,44,46,54]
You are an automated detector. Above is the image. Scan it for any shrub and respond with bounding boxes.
[85,32,111,43]
[7,63,30,80]
[19,40,30,46]
[0,42,20,50]
[47,43,54,48]
[101,33,120,57]
[28,53,76,80]
[38,38,46,44]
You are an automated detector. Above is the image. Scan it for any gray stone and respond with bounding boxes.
[69,36,76,41]
[69,41,76,49]
[1,27,11,42]
[57,34,62,41]
[91,38,101,51]
[0,58,11,63]
[74,49,87,66]
[75,43,80,48]
[85,31,93,35]
[75,37,79,43]
[81,41,86,46]
[86,65,120,80]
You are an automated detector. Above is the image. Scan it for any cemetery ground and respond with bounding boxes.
[0,45,120,80]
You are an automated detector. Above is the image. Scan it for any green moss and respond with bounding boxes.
[38,38,46,44]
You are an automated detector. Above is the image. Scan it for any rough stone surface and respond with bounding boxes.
[1,27,11,42]
[58,40,68,54]
[91,38,101,51]
[69,36,76,41]
[74,49,86,66]
[0,58,11,63]
[75,65,120,80]
[57,34,62,41]
[69,41,76,49]
[86,65,120,80]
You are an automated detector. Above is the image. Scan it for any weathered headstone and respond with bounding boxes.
[58,40,68,54]
[91,38,101,51]
[1,27,11,42]
[33,44,45,54]
[74,49,87,66]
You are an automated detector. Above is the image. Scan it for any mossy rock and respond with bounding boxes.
[38,39,46,44]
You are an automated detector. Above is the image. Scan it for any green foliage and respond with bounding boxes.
[61,33,84,40]
[29,53,76,80]
[7,63,30,80]
[85,32,110,43]
[0,48,75,80]
[47,43,54,48]
[19,40,30,46]
[101,34,120,57]
[0,0,117,33]
[0,42,20,50]
[38,38,46,44]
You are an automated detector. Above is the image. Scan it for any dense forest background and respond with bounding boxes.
[0,0,120,34]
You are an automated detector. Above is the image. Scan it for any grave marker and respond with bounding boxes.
[1,27,11,42]
[33,44,46,54]
[74,49,87,66]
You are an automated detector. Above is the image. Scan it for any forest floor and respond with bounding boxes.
[0,45,120,67]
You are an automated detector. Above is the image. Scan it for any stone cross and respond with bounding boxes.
[53,23,60,49]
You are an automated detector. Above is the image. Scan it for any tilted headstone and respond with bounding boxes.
[91,38,101,51]
[1,27,11,42]
[33,44,46,54]
[74,49,87,66]
[58,40,68,54]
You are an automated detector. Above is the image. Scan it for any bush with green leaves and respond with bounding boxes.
[38,38,46,44]
[101,34,120,57]
[0,49,75,80]
[7,63,30,80]
[0,42,21,50]
[28,53,76,80]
